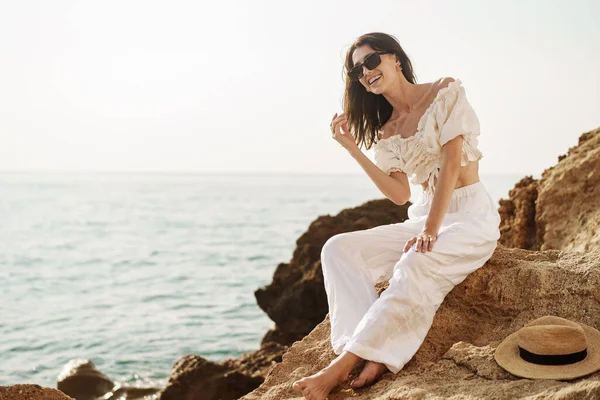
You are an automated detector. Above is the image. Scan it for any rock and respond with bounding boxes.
[158,342,286,400]
[499,127,600,252]
[241,246,600,399]
[442,341,514,380]
[498,176,538,249]
[158,355,260,400]
[535,128,600,251]
[254,198,410,346]
[57,359,114,400]
[0,384,74,400]
[56,359,160,400]
[100,386,162,400]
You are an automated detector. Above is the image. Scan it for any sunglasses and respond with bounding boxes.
[348,51,392,82]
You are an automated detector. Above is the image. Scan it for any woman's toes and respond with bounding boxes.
[350,377,365,388]
[351,361,387,389]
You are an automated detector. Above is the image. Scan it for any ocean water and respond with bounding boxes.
[0,172,524,388]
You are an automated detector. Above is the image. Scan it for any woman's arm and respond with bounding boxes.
[423,135,464,234]
[330,112,411,205]
[348,147,411,205]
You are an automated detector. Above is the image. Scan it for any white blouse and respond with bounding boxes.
[373,78,483,196]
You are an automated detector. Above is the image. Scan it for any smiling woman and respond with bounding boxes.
[338,35,417,151]
[292,32,502,400]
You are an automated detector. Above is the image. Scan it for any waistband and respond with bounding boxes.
[422,181,486,200]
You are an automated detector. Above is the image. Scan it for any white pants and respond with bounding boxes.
[321,181,501,374]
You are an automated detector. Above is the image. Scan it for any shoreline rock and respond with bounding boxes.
[0,384,74,400]
[56,359,161,400]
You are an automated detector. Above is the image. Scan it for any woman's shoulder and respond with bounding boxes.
[430,77,459,95]
[417,77,461,112]
[418,76,456,90]
[427,77,465,112]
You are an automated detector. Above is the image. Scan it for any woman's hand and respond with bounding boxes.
[403,229,438,253]
[330,112,360,154]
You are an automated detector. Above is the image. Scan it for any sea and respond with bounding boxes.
[0,172,525,388]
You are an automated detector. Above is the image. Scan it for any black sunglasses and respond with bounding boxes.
[348,51,392,82]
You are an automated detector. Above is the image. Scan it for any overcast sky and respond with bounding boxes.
[1,0,598,176]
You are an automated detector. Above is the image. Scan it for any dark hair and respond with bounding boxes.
[343,32,417,150]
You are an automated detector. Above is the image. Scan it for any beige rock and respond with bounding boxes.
[442,341,513,380]
[499,127,600,252]
[241,246,600,399]
[536,128,600,252]
[0,384,74,400]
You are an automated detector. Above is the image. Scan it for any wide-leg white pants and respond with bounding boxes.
[321,181,501,374]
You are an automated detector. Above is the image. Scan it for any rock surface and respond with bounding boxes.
[498,175,538,249]
[242,245,600,399]
[0,384,74,400]
[158,342,286,400]
[499,127,600,251]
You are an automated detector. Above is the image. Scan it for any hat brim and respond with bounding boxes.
[494,322,600,380]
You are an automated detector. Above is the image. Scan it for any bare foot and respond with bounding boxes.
[350,361,389,389]
[292,364,349,400]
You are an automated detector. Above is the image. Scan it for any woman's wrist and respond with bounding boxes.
[422,222,440,236]
[347,147,362,158]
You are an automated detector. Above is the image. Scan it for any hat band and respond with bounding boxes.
[518,346,588,366]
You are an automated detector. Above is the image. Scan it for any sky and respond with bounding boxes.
[1,0,599,177]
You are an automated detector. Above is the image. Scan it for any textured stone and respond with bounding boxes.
[158,342,286,400]
[0,384,74,400]
[499,127,600,252]
[241,246,600,399]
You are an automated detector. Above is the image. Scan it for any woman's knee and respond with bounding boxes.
[390,250,439,282]
[321,232,355,261]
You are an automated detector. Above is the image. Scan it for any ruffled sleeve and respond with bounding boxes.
[373,141,405,175]
[434,80,483,165]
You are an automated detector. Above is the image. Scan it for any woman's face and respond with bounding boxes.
[351,45,397,94]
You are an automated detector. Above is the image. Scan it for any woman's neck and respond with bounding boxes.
[382,80,422,115]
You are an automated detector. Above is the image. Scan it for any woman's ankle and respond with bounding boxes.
[327,351,362,379]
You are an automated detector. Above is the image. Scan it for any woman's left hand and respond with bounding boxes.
[403,230,438,253]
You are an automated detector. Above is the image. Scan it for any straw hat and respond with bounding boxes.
[494,315,600,380]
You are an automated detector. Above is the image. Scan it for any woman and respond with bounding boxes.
[291,32,501,400]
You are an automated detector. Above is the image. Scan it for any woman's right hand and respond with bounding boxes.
[330,112,360,154]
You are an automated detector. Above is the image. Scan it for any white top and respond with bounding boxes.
[373,78,483,196]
